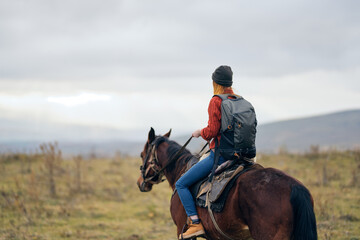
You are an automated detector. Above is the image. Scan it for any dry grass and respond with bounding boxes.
[0,147,359,239]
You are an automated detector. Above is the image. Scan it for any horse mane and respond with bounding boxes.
[163,137,194,173]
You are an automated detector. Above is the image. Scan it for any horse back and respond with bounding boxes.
[171,167,316,240]
[234,167,314,239]
[234,167,298,216]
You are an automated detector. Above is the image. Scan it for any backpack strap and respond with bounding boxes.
[214,94,242,100]
[209,137,220,183]
[213,94,229,100]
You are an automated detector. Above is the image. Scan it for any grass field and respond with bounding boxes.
[0,144,359,240]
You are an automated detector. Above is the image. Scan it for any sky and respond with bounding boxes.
[0,0,359,140]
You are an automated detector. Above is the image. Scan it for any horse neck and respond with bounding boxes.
[157,142,189,189]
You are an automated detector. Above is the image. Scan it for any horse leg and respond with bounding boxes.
[243,198,293,240]
[172,193,205,240]
[246,183,316,240]
[272,227,291,240]
[246,219,291,240]
[236,170,295,240]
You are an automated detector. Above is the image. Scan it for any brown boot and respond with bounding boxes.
[179,218,205,239]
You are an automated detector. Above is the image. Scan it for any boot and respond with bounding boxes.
[179,218,205,239]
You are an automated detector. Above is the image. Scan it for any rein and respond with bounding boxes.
[141,136,193,184]
[141,136,234,239]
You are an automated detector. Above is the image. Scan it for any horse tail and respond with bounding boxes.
[290,184,317,240]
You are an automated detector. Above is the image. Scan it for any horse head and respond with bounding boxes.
[137,127,171,192]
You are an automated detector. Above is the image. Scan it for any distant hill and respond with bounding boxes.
[0,117,146,157]
[1,109,359,156]
[172,109,360,154]
[256,109,360,152]
[0,140,144,159]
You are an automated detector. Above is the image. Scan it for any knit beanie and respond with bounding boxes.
[212,65,233,87]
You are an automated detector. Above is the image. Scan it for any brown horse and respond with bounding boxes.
[137,128,317,240]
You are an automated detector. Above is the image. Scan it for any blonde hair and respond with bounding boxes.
[213,81,232,95]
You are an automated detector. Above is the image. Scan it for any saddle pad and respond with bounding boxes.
[191,163,263,212]
[197,164,244,202]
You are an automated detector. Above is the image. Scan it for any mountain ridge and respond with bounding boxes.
[1,109,359,156]
[256,109,360,152]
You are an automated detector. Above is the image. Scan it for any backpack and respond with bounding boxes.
[215,94,257,160]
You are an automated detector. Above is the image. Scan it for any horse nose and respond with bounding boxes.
[140,182,146,192]
[137,177,146,192]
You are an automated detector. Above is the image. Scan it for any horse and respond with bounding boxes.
[137,128,317,240]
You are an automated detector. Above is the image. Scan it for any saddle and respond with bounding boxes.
[186,156,263,213]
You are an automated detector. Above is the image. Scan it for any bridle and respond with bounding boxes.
[140,136,195,186]
[140,136,166,185]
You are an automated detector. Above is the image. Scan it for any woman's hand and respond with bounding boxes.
[192,129,201,138]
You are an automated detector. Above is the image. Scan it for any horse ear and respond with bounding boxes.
[148,127,155,143]
[164,129,172,138]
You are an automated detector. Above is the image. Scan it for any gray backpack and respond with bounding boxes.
[215,94,257,160]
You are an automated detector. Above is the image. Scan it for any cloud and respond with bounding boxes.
[0,90,210,134]
[47,92,111,107]
[1,0,359,82]
[244,67,360,123]
[0,0,359,136]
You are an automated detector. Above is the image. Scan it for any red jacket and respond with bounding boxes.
[200,89,234,149]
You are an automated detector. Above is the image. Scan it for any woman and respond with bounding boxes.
[175,65,239,239]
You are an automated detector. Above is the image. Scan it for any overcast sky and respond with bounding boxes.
[0,0,359,139]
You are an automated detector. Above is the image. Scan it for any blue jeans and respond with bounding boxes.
[175,150,226,217]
